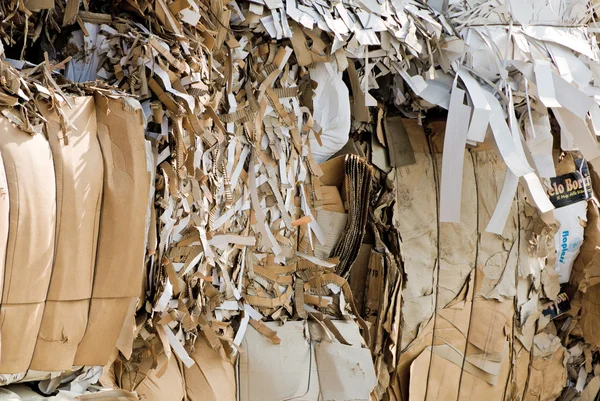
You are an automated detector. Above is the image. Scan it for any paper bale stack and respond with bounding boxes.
[0,0,599,400]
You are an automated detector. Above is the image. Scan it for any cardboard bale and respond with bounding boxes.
[0,116,56,373]
[184,338,236,401]
[30,96,103,371]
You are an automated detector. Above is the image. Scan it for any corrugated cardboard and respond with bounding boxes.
[30,96,103,371]
[91,95,150,299]
[74,297,135,366]
[184,337,236,401]
[0,116,56,374]
[0,116,56,305]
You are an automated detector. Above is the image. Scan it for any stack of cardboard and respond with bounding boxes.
[1,0,600,400]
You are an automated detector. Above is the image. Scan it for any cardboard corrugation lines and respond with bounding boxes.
[0,0,600,400]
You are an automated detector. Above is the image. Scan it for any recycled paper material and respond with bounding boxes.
[309,63,350,164]
[0,116,56,305]
[123,354,184,401]
[184,337,236,401]
[30,96,103,371]
[0,115,56,374]
[74,297,136,366]
[239,320,376,401]
[91,95,151,299]
[0,152,7,303]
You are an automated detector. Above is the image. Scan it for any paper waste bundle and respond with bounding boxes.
[0,0,600,400]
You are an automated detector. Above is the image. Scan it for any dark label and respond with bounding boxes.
[541,292,570,320]
[547,158,592,208]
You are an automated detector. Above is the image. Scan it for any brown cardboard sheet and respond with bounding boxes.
[91,95,150,299]
[184,337,236,401]
[0,303,45,374]
[0,116,56,373]
[0,152,7,302]
[0,117,56,305]
[125,354,185,401]
[394,121,437,350]
[430,122,478,309]
[42,96,102,302]
[30,300,89,371]
[30,96,103,371]
[74,297,135,366]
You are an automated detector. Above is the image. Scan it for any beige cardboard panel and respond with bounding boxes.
[132,354,185,401]
[435,150,477,309]
[0,303,44,373]
[239,321,319,401]
[320,186,345,213]
[473,151,518,300]
[580,284,600,347]
[395,123,437,350]
[0,152,8,301]
[409,349,461,401]
[43,97,103,301]
[92,95,150,298]
[0,117,56,304]
[184,337,236,401]
[30,300,90,371]
[73,297,134,366]
[429,121,477,309]
[522,345,567,401]
[314,341,377,400]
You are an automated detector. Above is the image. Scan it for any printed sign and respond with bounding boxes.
[548,158,592,208]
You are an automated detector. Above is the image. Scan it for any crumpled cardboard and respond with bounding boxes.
[0,115,56,374]
[119,353,184,401]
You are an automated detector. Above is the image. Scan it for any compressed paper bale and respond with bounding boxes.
[184,338,236,401]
